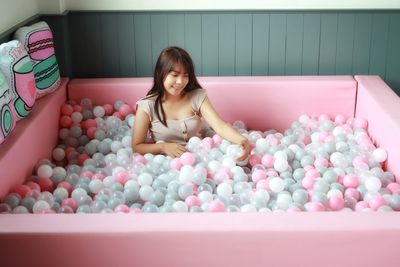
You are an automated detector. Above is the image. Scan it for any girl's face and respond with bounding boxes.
[163,64,189,98]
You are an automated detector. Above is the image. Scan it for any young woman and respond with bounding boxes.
[131,46,250,161]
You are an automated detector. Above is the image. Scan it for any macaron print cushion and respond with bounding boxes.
[14,21,60,99]
[0,69,16,143]
[0,40,36,121]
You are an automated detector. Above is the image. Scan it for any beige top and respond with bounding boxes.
[136,89,211,144]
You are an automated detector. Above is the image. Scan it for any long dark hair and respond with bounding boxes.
[146,46,202,127]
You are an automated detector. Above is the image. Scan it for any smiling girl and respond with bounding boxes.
[131,46,250,161]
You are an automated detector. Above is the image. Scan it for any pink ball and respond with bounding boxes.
[185,196,202,208]
[248,154,261,167]
[307,202,325,212]
[352,156,368,168]
[57,182,72,195]
[104,104,114,115]
[114,204,130,213]
[92,173,105,181]
[306,169,320,179]
[256,179,270,190]
[368,195,386,211]
[202,137,214,148]
[328,196,345,211]
[170,158,182,170]
[302,177,315,190]
[77,153,90,165]
[15,185,31,198]
[62,198,77,212]
[318,114,330,122]
[61,104,74,116]
[38,178,53,192]
[251,169,267,183]
[73,104,82,112]
[335,115,347,125]
[86,127,97,139]
[113,112,124,120]
[133,155,147,165]
[115,171,129,185]
[180,152,196,165]
[119,104,133,117]
[212,134,223,145]
[355,201,369,211]
[25,181,41,191]
[343,174,359,188]
[266,169,278,177]
[83,119,97,129]
[59,115,72,128]
[261,154,274,168]
[387,183,400,194]
[344,188,360,201]
[314,157,329,168]
[208,199,225,212]
[80,171,93,179]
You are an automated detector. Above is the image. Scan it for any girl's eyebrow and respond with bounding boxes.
[171,69,188,74]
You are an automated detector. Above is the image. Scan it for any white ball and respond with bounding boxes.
[198,191,213,203]
[274,158,288,172]
[372,148,387,163]
[269,177,285,193]
[173,201,188,212]
[240,204,257,212]
[365,176,382,192]
[217,182,233,198]
[255,138,268,154]
[139,185,154,201]
[37,164,53,179]
[93,106,105,118]
[138,172,153,186]
[52,148,65,161]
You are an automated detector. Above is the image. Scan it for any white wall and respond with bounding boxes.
[0,0,39,34]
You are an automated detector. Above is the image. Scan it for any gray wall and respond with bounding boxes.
[3,11,400,95]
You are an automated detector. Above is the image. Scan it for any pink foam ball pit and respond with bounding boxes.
[208,199,225,212]
[180,152,196,166]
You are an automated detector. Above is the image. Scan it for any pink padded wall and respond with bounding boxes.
[355,75,400,180]
[0,78,68,199]
[68,76,357,132]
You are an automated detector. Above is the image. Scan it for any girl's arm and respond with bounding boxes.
[131,109,186,157]
[200,97,250,161]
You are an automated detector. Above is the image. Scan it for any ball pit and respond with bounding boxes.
[1,76,400,267]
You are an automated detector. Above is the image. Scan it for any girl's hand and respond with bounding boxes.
[161,143,187,157]
[237,139,250,162]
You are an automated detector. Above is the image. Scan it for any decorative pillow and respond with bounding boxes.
[14,21,60,98]
[0,69,16,143]
[0,40,37,120]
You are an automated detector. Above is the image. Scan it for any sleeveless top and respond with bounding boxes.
[136,89,212,144]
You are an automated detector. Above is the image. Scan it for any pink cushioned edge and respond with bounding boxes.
[354,75,400,180]
[68,76,357,131]
[0,78,68,198]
